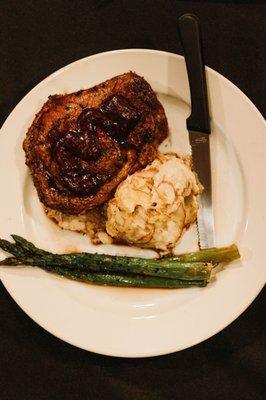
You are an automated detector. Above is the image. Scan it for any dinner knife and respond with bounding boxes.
[178,13,215,249]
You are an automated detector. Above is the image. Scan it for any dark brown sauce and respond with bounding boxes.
[60,169,103,196]
[49,94,141,197]
[100,94,140,144]
[78,94,140,145]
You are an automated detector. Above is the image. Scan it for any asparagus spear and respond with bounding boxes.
[4,236,240,265]
[45,266,207,288]
[11,235,50,256]
[0,247,213,281]
[0,235,241,288]
[0,257,24,266]
[163,244,240,263]
[0,238,28,258]
[0,241,207,287]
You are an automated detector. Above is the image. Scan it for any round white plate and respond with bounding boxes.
[0,50,265,357]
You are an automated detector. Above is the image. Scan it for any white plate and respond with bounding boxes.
[0,50,265,357]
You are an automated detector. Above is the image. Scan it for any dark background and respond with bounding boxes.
[0,1,265,399]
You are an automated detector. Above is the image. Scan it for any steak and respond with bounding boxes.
[23,72,168,214]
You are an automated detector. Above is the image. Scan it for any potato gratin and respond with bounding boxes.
[106,153,202,252]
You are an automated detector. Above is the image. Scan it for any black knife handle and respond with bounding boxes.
[178,13,210,133]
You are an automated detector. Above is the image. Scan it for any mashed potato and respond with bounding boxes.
[45,206,112,245]
[106,153,202,252]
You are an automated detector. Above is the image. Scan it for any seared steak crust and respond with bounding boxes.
[23,72,168,214]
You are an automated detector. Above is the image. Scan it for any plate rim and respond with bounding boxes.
[1,48,265,132]
[0,49,265,357]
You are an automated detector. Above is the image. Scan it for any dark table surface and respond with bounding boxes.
[0,1,265,399]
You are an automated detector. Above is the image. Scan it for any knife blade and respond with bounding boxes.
[178,13,215,249]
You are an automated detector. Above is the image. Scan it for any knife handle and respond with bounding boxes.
[178,13,210,134]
